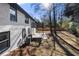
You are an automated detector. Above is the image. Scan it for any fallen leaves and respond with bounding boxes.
[6,35,66,56]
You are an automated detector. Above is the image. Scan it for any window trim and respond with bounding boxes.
[0,31,10,54]
[10,6,17,22]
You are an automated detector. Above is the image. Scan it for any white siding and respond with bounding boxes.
[10,10,26,25]
[0,4,33,55]
[0,3,10,25]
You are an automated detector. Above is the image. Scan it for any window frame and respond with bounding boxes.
[0,31,10,54]
[10,6,17,22]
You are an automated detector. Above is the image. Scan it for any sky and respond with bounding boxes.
[18,3,41,20]
[18,3,65,22]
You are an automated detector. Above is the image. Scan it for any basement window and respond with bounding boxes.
[10,7,17,22]
[0,31,10,54]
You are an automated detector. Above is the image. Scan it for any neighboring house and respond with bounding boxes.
[0,3,37,55]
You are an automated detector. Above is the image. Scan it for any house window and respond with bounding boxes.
[25,18,29,24]
[10,7,17,22]
[0,31,10,53]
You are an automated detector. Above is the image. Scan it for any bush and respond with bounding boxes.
[68,22,79,37]
[57,19,70,30]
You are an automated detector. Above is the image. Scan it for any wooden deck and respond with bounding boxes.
[56,31,79,55]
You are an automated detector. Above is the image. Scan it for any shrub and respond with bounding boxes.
[68,22,79,37]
